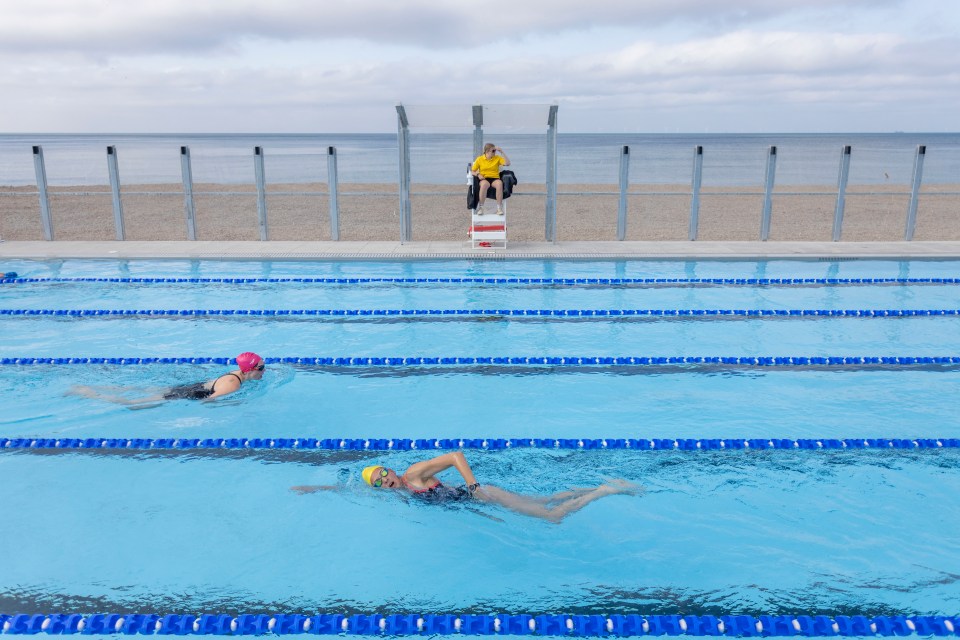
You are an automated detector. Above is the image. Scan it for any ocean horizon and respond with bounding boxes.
[1,132,958,188]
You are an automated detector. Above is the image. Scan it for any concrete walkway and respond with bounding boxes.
[3,240,960,260]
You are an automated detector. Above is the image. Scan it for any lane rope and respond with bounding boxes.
[2,356,960,366]
[4,276,960,286]
[2,437,958,451]
[2,308,959,319]
[1,612,957,636]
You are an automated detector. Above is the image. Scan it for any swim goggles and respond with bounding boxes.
[254,363,265,371]
[372,468,389,487]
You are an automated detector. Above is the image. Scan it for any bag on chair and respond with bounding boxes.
[467,180,478,210]
[500,170,518,197]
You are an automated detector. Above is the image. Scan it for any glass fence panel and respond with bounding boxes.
[916,141,960,241]
[261,141,329,241]
[38,138,114,241]
[3,133,958,243]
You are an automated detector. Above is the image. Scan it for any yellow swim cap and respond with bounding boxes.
[361,465,383,486]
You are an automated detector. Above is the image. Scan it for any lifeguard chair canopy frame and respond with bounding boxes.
[395,103,559,243]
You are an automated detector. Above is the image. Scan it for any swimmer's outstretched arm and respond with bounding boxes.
[404,451,478,487]
[290,485,339,494]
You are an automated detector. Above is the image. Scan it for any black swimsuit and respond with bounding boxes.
[163,373,241,400]
[403,477,473,504]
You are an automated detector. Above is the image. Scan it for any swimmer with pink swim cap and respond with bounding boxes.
[68,351,265,407]
[161,351,265,400]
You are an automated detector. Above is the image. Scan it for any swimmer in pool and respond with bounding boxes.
[291,451,641,523]
[68,351,265,408]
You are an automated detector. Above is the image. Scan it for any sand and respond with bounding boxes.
[2,182,958,243]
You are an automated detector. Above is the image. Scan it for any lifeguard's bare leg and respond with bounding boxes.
[493,179,504,206]
[478,179,491,207]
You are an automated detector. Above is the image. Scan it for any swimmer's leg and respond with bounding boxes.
[542,487,598,504]
[518,487,596,505]
[476,481,640,523]
[67,385,166,408]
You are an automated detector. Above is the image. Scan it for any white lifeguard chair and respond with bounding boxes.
[394,104,557,244]
[468,166,508,249]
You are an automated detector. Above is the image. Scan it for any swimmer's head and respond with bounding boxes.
[362,465,398,488]
[236,352,263,373]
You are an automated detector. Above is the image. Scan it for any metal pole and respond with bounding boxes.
[180,146,197,241]
[254,146,268,241]
[617,145,629,241]
[905,144,926,241]
[396,104,411,242]
[472,105,484,159]
[760,145,777,241]
[327,146,340,241]
[688,146,703,241]
[32,145,53,240]
[545,105,559,242]
[832,145,852,242]
[106,146,125,240]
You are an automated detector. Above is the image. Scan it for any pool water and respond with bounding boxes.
[1,258,959,618]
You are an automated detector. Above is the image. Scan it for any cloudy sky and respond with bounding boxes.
[2,0,957,133]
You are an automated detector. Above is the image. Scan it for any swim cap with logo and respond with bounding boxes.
[236,352,262,372]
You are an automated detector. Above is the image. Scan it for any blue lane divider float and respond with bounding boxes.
[2,437,958,451]
[1,612,958,636]
[3,308,960,319]
[2,355,960,367]
[3,276,960,286]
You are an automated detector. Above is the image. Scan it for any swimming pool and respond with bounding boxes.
[1,258,959,633]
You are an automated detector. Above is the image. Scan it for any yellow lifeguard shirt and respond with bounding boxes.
[472,154,505,179]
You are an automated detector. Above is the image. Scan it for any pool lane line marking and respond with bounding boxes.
[2,355,960,366]
[4,276,960,286]
[2,437,958,451]
[1,612,957,636]
[3,308,960,319]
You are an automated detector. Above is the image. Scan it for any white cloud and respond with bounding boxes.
[1,1,957,132]
[1,0,894,54]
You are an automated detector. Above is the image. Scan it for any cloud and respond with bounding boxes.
[0,0,951,137]
[1,0,895,54]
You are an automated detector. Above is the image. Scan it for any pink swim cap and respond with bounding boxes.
[236,352,263,372]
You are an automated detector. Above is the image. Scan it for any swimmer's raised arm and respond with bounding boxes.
[403,451,478,487]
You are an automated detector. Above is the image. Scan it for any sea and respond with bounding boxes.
[1,132,958,188]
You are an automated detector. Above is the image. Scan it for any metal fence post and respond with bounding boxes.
[688,146,703,241]
[32,145,53,240]
[106,146,125,240]
[760,145,777,241]
[396,104,412,243]
[472,105,484,159]
[254,146,268,241]
[617,146,629,241]
[327,146,340,241]
[545,105,559,242]
[832,145,852,242]
[905,144,926,241]
[180,146,197,241]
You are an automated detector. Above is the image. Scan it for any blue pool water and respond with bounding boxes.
[1,258,959,619]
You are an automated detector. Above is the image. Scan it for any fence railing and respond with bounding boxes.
[5,142,958,243]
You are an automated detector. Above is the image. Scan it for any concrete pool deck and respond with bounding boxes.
[3,240,960,261]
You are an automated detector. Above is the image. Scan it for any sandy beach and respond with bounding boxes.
[2,182,958,243]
